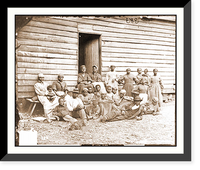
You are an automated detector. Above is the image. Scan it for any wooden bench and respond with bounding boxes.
[26,99,40,117]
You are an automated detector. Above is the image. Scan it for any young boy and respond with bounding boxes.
[137,78,148,105]
[106,85,113,101]
[136,68,143,85]
[46,85,56,102]
[53,98,80,129]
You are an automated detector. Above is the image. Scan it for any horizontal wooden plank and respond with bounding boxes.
[17,74,78,81]
[102,36,175,47]
[17,38,78,50]
[102,41,175,52]
[17,68,78,75]
[93,25,175,39]
[18,80,77,86]
[102,57,175,64]
[102,66,175,72]
[33,16,78,28]
[16,51,77,60]
[18,45,77,55]
[20,25,77,38]
[102,52,175,60]
[102,46,175,56]
[64,16,175,35]
[78,27,175,44]
[98,16,176,29]
[102,61,175,68]
[18,92,36,98]
[17,31,78,44]
[17,56,77,65]
[18,62,78,70]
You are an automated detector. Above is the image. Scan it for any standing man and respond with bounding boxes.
[105,65,119,91]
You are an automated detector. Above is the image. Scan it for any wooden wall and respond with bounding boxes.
[16,16,175,98]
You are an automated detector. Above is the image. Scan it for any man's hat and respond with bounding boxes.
[73,88,79,93]
[134,96,142,101]
[120,89,126,94]
[38,73,44,78]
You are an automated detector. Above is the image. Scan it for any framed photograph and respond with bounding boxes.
[2,2,191,161]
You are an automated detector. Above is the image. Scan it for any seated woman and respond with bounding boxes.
[90,65,107,93]
[99,95,144,122]
[77,65,93,93]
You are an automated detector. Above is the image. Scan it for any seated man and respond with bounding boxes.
[34,73,59,123]
[53,98,78,125]
[77,65,93,93]
[78,88,93,105]
[65,88,87,126]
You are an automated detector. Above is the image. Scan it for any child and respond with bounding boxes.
[136,68,143,85]
[145,97,159,116]
[87,87,94,99]
[137,78,148,105]
[78,88,93,105]
[46,85,56,102]
[87,99,101,120]
[53,98,80,130]
[142,68,151,85]
[100,92,108,102]
[106,85,113,101]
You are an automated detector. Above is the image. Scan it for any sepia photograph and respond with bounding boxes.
[14,14,176,147]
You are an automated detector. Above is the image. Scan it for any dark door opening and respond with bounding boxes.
[78,33,101,74]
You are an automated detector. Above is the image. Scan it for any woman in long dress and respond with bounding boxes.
[122,68,136,96]
[148,69,164,108]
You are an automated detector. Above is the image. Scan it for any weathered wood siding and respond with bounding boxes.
[16,16,175,98]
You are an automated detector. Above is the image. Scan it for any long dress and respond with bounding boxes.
[77,73,93,93]
[105,71,119,89]
[148,75,164,108]
[123,74,136,96]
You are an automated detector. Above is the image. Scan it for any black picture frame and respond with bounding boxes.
[0,1,194,164]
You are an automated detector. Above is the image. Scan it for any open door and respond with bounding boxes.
[79,33,101,74]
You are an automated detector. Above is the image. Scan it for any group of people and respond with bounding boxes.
[33,64,164,130]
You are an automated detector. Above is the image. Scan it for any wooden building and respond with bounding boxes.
[15,15,176,100]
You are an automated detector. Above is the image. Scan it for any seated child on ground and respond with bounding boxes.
[46,85,56,102]
[87,99,101,120]
[144,97,159,115]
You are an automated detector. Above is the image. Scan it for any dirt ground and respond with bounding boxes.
[18,101,175,146]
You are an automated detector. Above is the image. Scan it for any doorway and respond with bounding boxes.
[78,33,101,74]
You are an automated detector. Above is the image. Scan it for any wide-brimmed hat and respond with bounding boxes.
[134,96,142,101]
[73,88,79,93]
